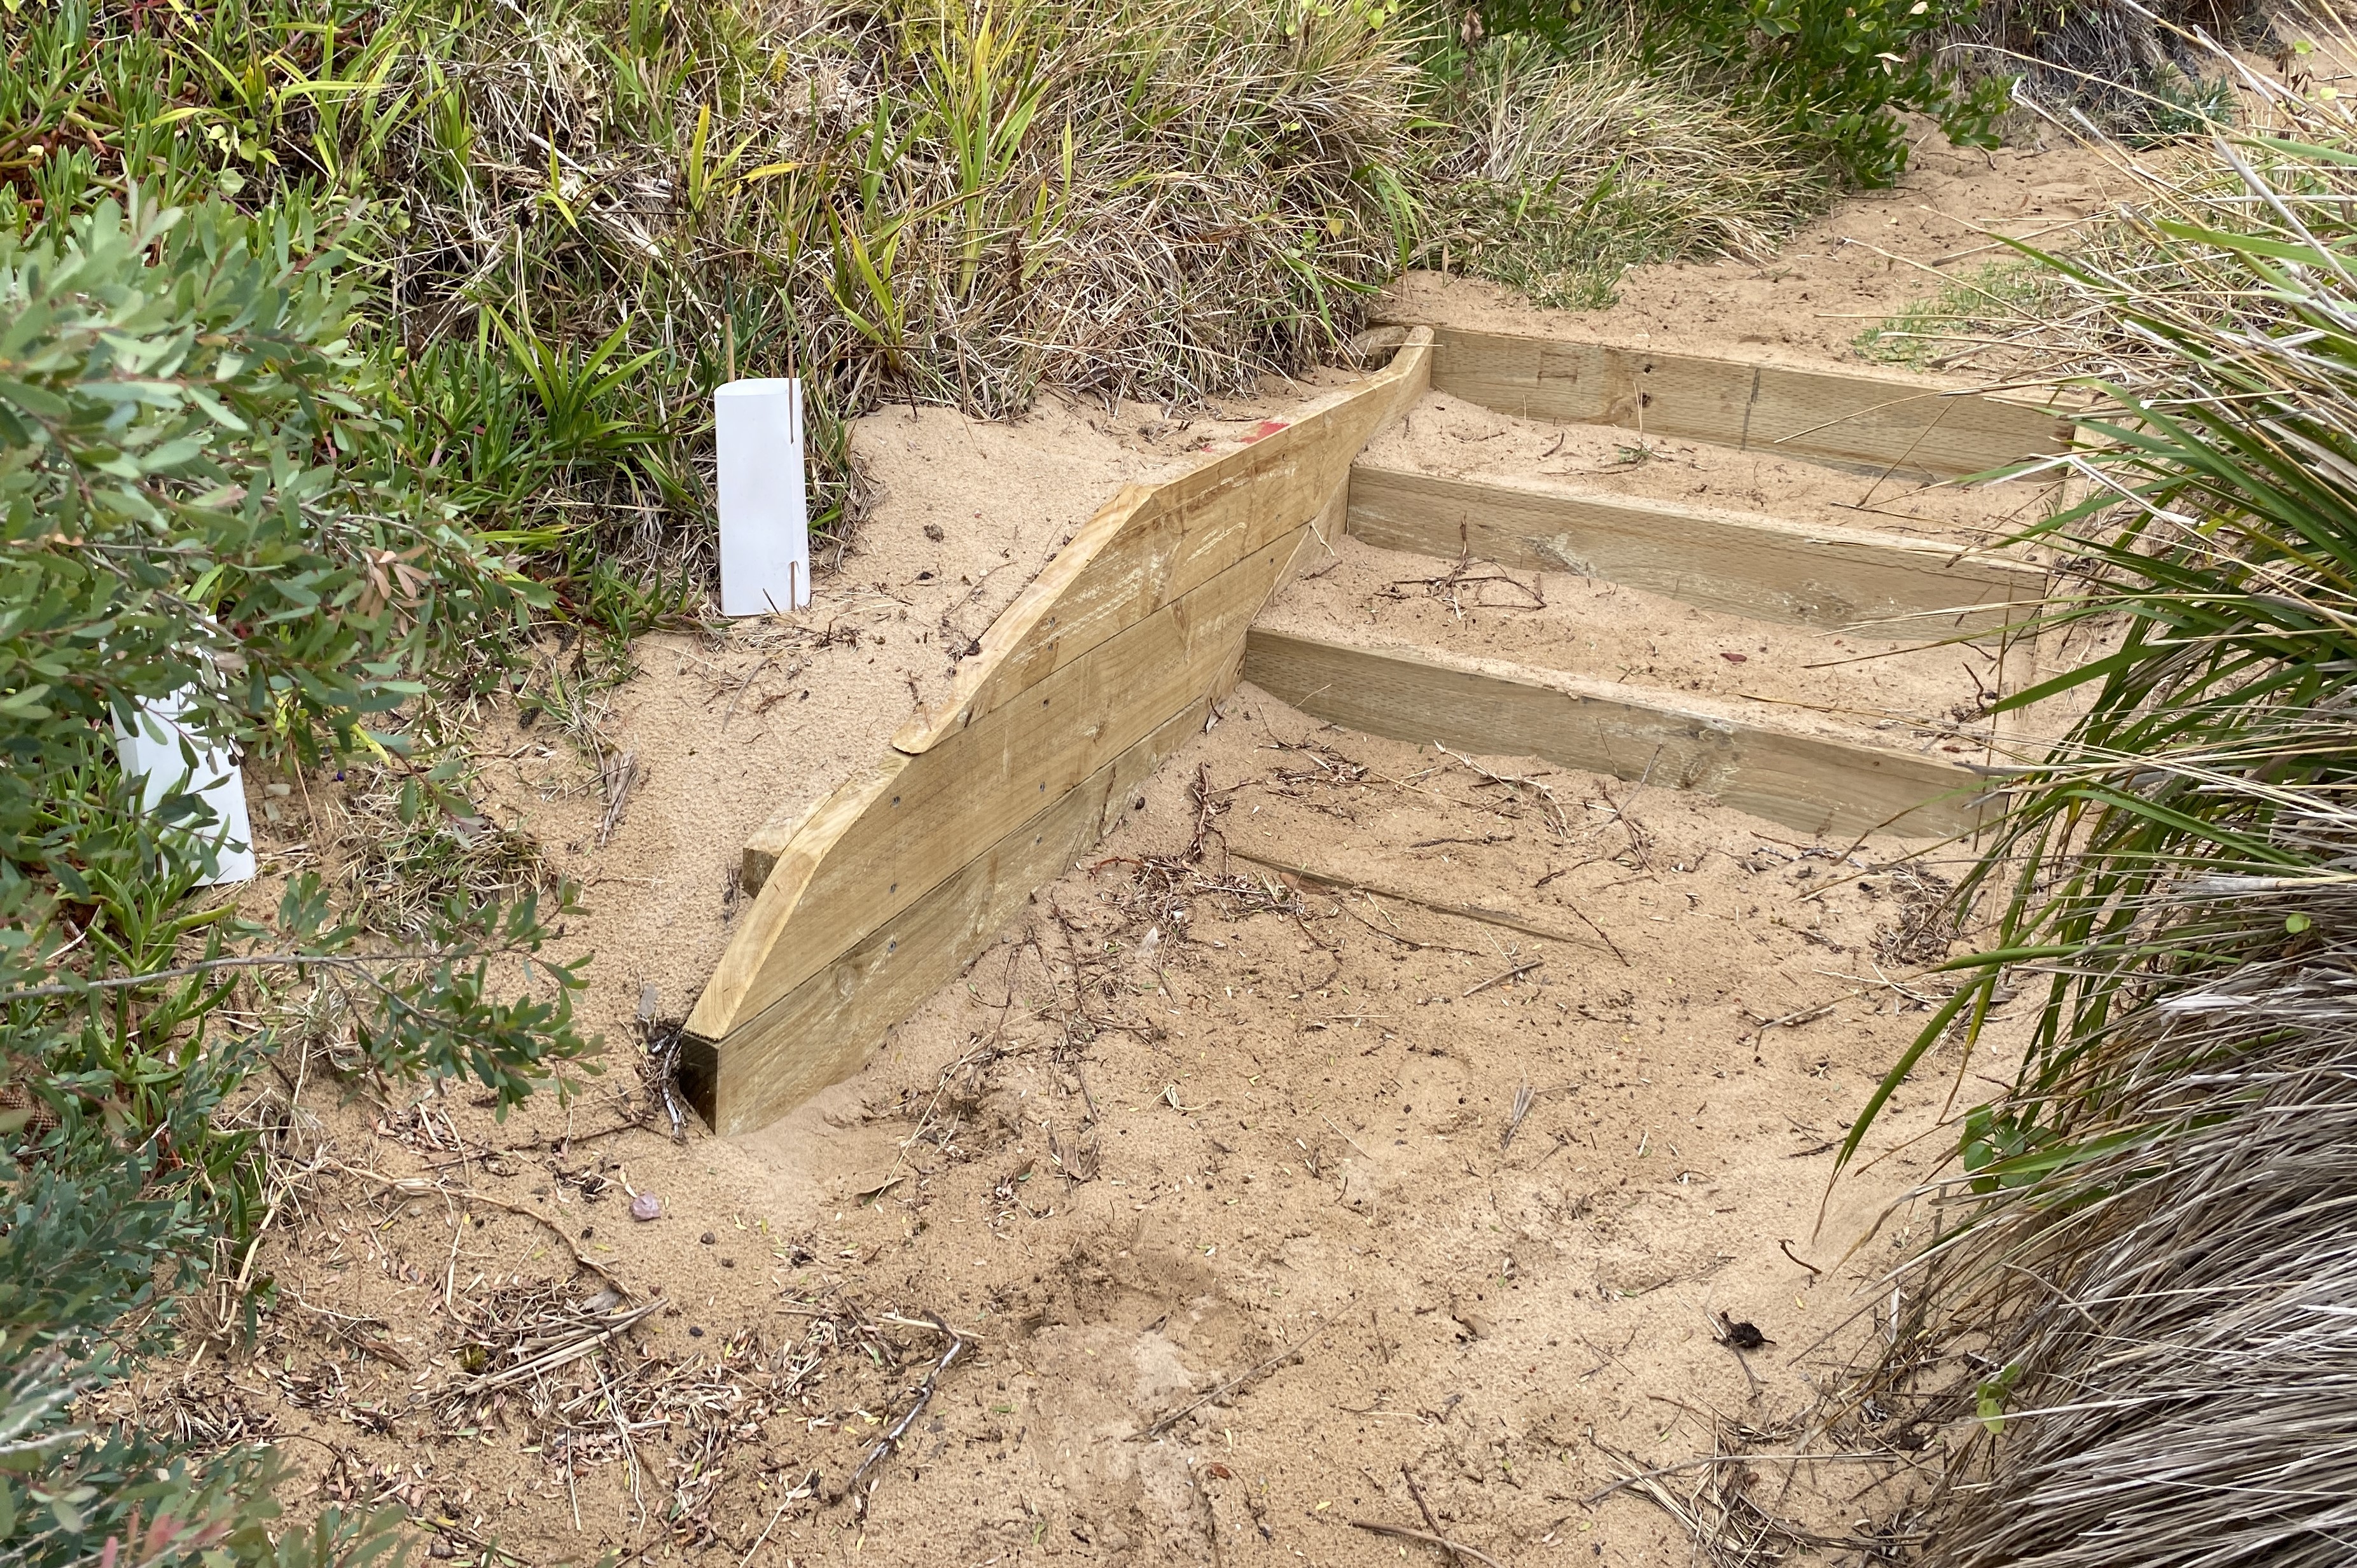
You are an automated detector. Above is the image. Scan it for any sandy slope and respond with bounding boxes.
[118,126,2131,1568]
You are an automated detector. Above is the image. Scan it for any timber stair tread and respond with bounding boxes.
[1372,322,2077,481]
[1342,458,2040,637]
[1258,534,2010,751]
[1244,330,2063,843]
[1241,626,1996,843]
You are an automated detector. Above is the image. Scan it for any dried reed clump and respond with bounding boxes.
[1938,0,2273,137]
[1863,845,2357,1568]
[339,777,556,938]
[1836,31,2357,1566]
[359,0,1422,413]
[1421,36,1828,308]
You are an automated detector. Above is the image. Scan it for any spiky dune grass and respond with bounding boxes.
[1936,0,2269,141]
[7,0,1426,613]
[1417,33,1827,308]
[7,0,1854,624]
[1835,33,2357,1568]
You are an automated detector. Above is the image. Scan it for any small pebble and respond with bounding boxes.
[688,1326,704,1338]
[700,1231,716,1244]
[630,1193,662,1221]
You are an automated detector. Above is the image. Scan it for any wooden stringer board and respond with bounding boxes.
[681,332,1433,1134]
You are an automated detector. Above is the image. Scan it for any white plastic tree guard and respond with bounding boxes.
[716,378,812,616]
[116,690,257,885]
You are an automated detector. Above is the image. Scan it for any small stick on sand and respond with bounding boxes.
[332,1162,633,1294]
[1463,959,1542,997]
[851,1314,967,1504]
[1321,1114,1375,1162]
[1346,1521,1505,1568]
[1500,1081,1535,1152]
[1401,1466,1466,1567]
[1133,1339,1303,1441]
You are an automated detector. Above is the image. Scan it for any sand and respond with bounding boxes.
[1359,389,2066,547]
[112,125,2124,1568]
[1381,127,2126,369]
[148,701,1992,1568]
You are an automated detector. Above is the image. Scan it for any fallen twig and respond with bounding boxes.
[450,1301,664,1396]
[1401,1466,1464,1567]
[1463,959,1542,997]
[1582,1449,1902,1506]
[851,1315,967,1504]
[1345,1520,1506,1568]
[332,1162,632,1294]
[1230,849,1606,954]
[1134,1340,1303,1440]
[1744,1000,1839,1043]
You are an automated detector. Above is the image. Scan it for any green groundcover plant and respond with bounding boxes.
[1476,0,2008,184]
[0,193,590,1565]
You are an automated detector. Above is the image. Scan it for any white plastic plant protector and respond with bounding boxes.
[115,689,257,885]
[716,377,812,616]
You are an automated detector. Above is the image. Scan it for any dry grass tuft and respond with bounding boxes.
[7,0,1425,595]
[1839,22,2357,1565]
[1421,35,1828,308]
[338,767,558,939]
[1940,0,2273,141]
[1856,855,2357,1568]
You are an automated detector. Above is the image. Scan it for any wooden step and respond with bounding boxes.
[1345,461,2043,636]
[1240,627,1992,841]
[1388,324,2074,481]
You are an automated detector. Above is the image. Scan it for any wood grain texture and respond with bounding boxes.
[695,525,1303,1043]
[1241,628,1991,840]
[1421,326,2072,480]
[687,757,905,1041]
[892,330,1433,753]
[690,698,1207,1135]
[1345,462,2044,635]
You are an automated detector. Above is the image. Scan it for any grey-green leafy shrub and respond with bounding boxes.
[0,195,591,1564]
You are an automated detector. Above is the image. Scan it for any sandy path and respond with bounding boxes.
[1382,126,2123,368]
[144,125,2120,1568]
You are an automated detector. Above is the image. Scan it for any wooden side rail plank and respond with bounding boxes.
[893,331,1434,753]
[680,697,1207,1135]
[1418,325,2073,480]
[685,335,1429,1130]
[690,524,1302,1044]
[1241,628,1989,842]
[1345,462,2044,635]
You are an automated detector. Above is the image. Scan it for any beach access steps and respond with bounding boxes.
[679,326,2071,1135]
